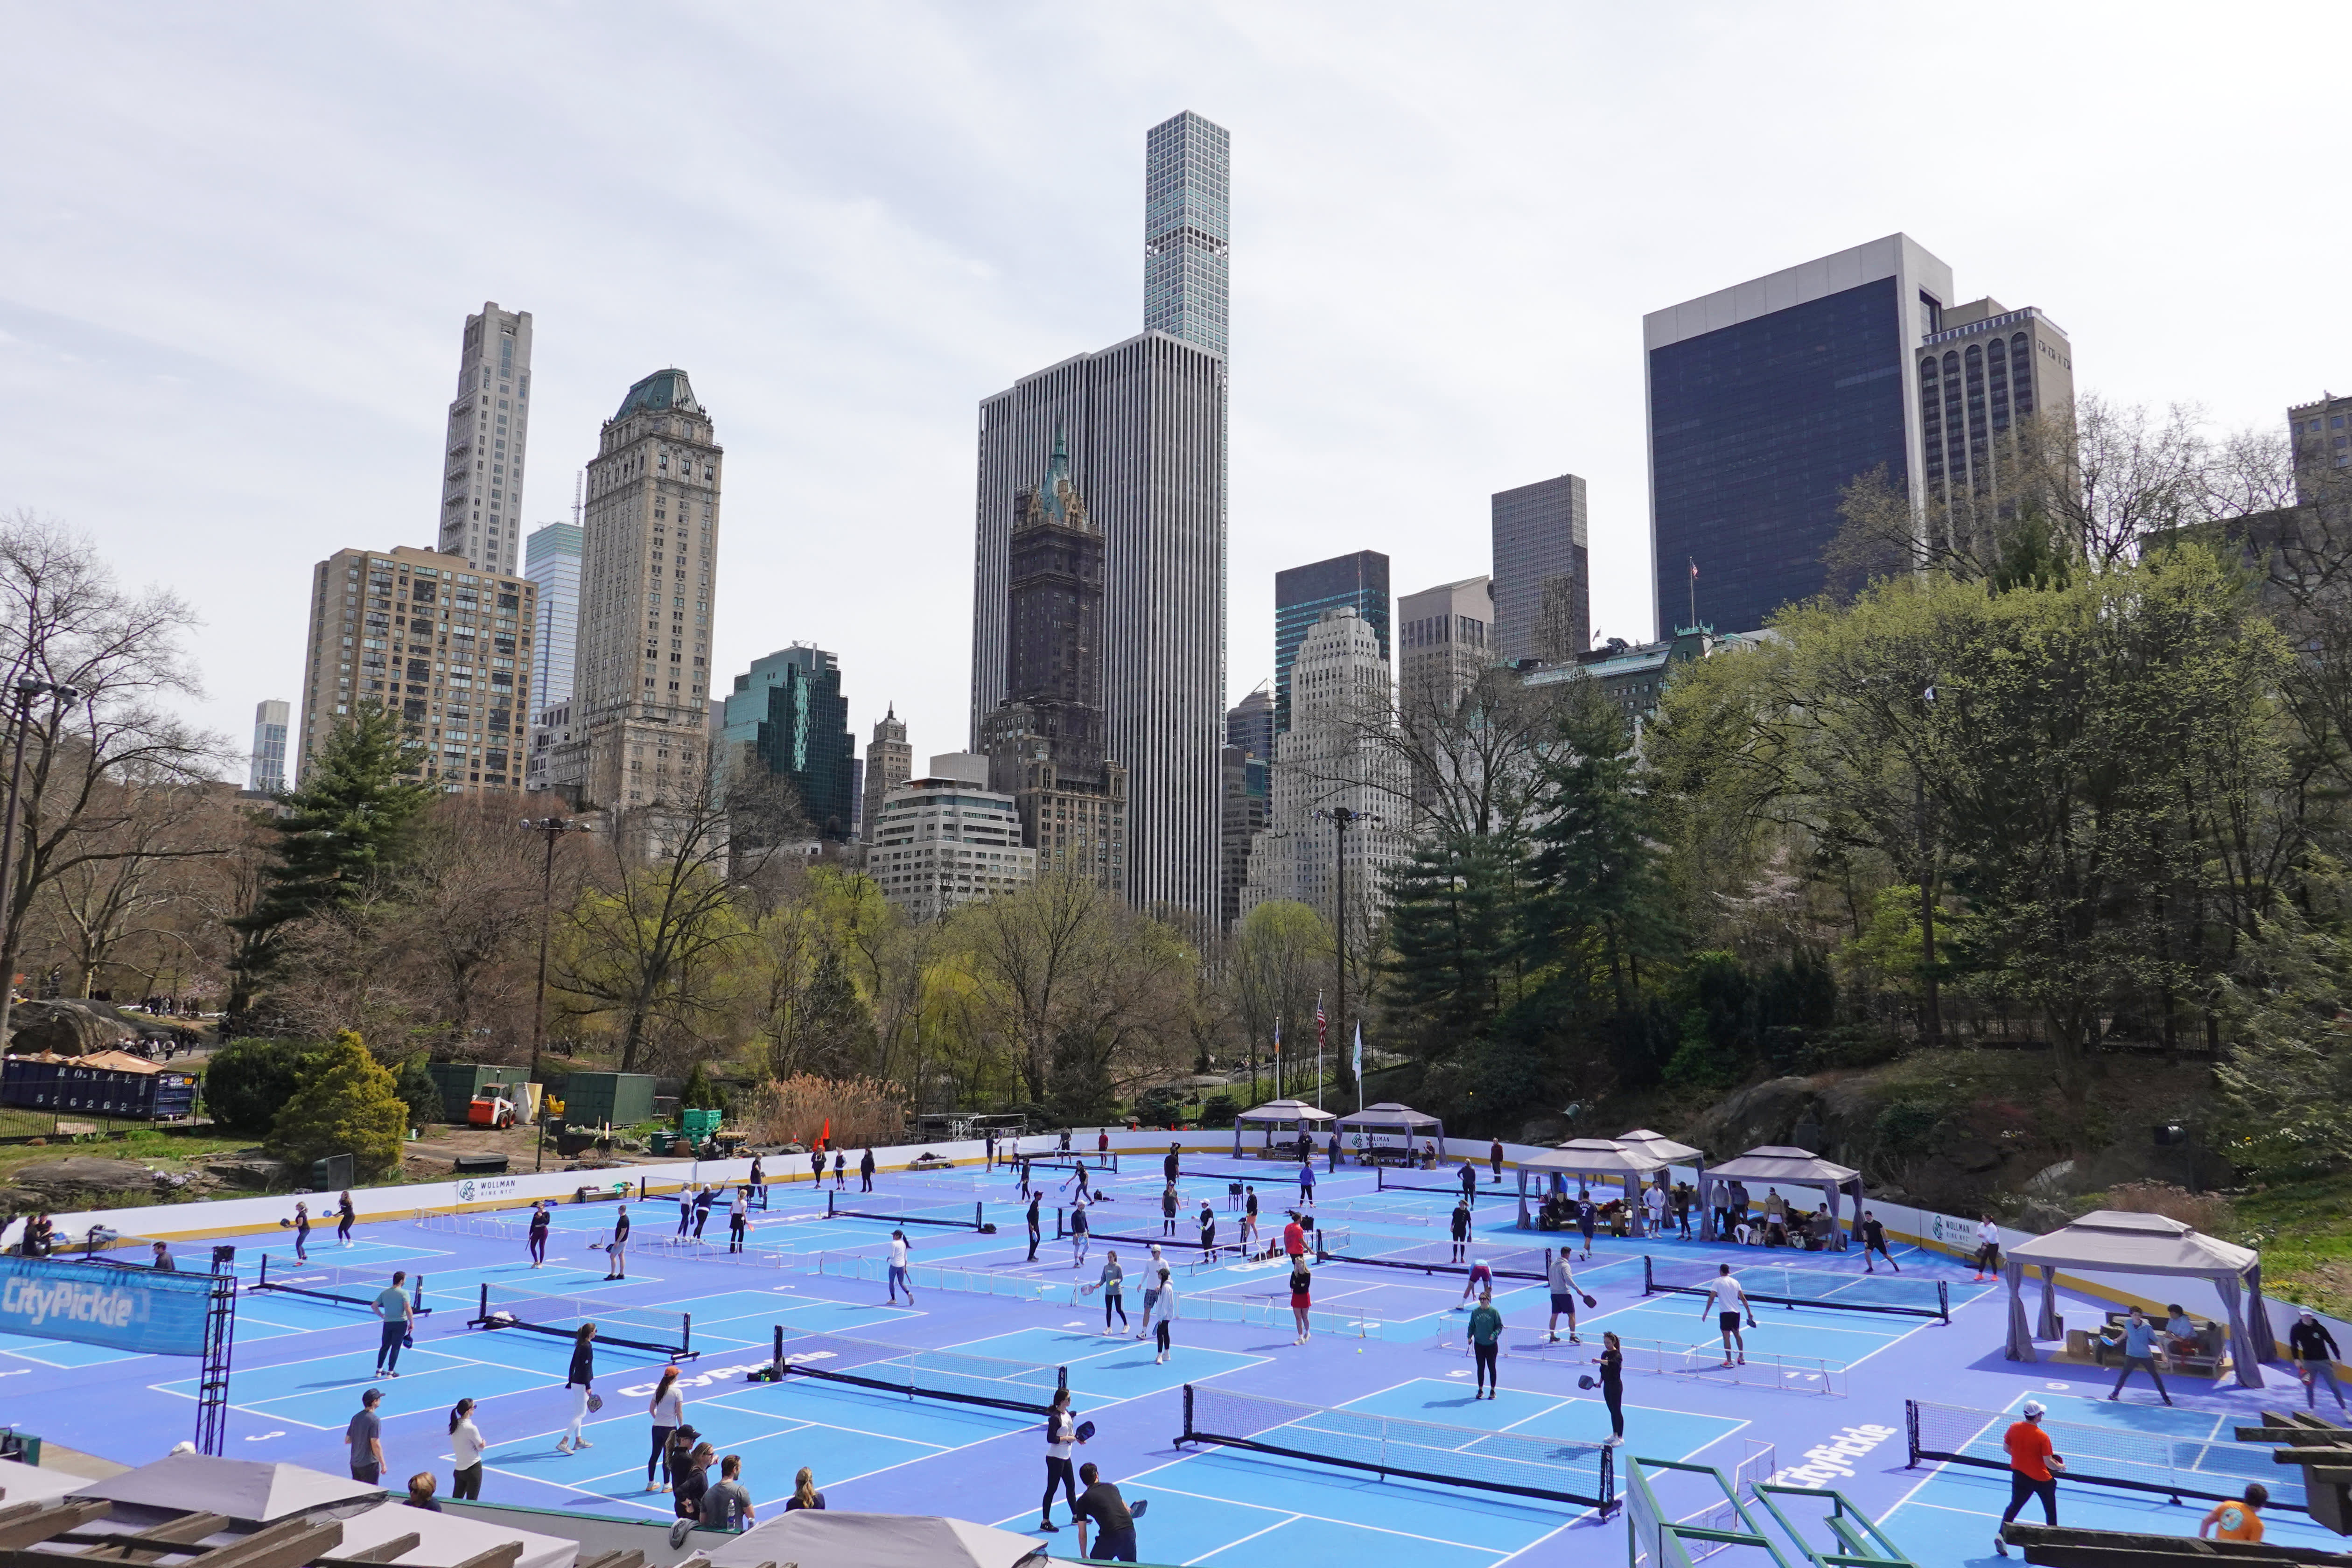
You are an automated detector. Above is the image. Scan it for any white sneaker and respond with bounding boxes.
[555,1440,570,1454]
[574,1438,592,1449]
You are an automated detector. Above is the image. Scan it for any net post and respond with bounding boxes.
[1904,1399,1920,1467]
[1599,1442,1614,1518]
[413,1274,426,1316]
[1937,1281,1949,1324]
[972,1202,982,1232]
[1056,1365,1068,1393]
[826,1190,837,1219]
[256,1252,271,1291]
[1642,1254,1654,1296]
[477,1281,489,1328]
[1179,1383,1193,1446]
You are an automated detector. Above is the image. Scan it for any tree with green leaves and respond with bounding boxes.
[267,1030,408,1176]
[230,704,434,1010]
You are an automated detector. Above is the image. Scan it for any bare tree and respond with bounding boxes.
[0,515,229,1030]
[32,770,235,997]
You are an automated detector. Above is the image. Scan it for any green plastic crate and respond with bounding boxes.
[680,1107,721,1139]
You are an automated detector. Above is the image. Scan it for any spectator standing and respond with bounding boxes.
[1597,1331,1626,1444]
[2107,1306,2174,1406]
[1196,1200,1218,1261]
[832,1150,846,1189]
[1097,1129,1110,1159]
[672,1440,713,1522]
[1972,1216,2002,1281]
[1644,1182,1666,1238]
[556,1323,596,1453]
[603,1204,630,1281]
[1163,1144,1180,1185]
[1449,1198,1472,1264]
[1489,1139,1505,1183]
[448,1399,485,1500]
[701,1455,755,1532]
[527,1201,550,1267]
[2289,1308,2346,1412]
[785,1467,825,1511]
[859,1148,875,1192]
[645,1366,684,1491]
[1149,1268,1178,1364]
[1161,1183,1179,1238]
[372,1272,413,1378]
[1459,1161,1477,1205]
[1070,1198,1091,1268]
[809,1147,825,1185]
[346,1389,386,1484]
[985,1129,997,1168]
[1071,1463,1139,1563]
[1025,1195,1043,1263]
[1993,1400,2063,1556]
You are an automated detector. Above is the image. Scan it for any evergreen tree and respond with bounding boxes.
[1380,832,1527,1054]
[231,705,435,1009]
[679,1060,720,1113]
[267,1030,408,1176]
[392,1054,441,1130]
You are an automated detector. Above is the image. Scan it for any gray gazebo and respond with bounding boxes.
[2002,1210,2271,1389]
[1516,1138,1669,1231]
[1232,1097,1337,1158]
[1334,1102,1445,1163]
[1696,1145,1864,1249]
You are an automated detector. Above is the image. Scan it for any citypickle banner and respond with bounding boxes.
[0,1255,217,1355]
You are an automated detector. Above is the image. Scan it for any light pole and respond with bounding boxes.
[1313,805,1381,1108]
[0,678,81,1046]
[520,816,592,1171]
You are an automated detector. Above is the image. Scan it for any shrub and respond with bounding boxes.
[267,1031,408,1178]
[746,1074,903,1151]
[392,1056,440,1131]
[679,1061,721,1116]
[203,1038,319,1134]
[2100,1180,2235,1235]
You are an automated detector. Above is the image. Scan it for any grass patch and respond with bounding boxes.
[2228,1173,2352,1323]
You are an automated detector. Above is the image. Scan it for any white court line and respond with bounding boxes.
[1085,1476,1523,1554]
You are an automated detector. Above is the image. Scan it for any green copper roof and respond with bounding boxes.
[613,367,700,421]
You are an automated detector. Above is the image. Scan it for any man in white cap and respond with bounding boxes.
[1994,1400,2065,1557]
[2289,1308,2346,1413]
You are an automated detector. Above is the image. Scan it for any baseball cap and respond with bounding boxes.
[2021,1400,2046,1419]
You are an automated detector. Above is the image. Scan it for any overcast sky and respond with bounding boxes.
[6,4,2349,777]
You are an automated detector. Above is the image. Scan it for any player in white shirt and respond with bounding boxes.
[886,1228,915,1304]
[1698,1263,1755,1367]
[1973,1217,2002,1281]
[1644,1182,1667,1238]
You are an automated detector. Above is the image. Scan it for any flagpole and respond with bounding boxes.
[1688,556,1697,632]
[1315,990,1324,1112]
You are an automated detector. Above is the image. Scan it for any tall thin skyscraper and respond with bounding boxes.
[1491,478,1589,665]
[1646,235,1961,637]
[523,522,582,711]
[1144,112,1232,358]
[564,369,722,813]
[248,700,289,794]
[436,303,533,575]
[1274,551,1389,734]
[971,112,1230,919]
[862,706,911,845]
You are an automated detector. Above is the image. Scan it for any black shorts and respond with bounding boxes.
[1718,1310,1743,1333]
[1551,1292,1575,1314]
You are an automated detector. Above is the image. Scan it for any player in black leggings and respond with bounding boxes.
[1598,1331,1625,1442]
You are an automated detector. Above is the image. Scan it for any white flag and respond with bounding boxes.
[1351,1021,1362,1079]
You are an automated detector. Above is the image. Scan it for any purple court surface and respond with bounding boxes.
[3,1159,2339,1567]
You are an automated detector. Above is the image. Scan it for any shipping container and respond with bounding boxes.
[423,1063,531,1123]
[559,1071,656,1128]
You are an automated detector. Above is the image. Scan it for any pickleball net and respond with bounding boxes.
[1179,1384,1614,1508]
[1375,1167,1504,1199]
[1320,1234,1556,1282]
[826,1191,987,1231]
[1906,1399,2305,1509]
[771,1329,1067,1415]
[469,1281,693,1358]
[1645,1254,1950,1323]
[254,1255,428,1315]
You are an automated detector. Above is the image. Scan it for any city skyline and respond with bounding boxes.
[7,8,2348,779]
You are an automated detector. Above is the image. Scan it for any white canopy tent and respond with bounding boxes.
[0,1457,82,1504]
[1695,1146,1863,1249]
[333,1501,578,1568]
[1333,1102,1445,1162]
[705,1511,1050,1568]
[2001,1210,2271,1389]
[1516,1138,1669,1232]
[1232,1098,1337,1158]
[74,1453,380,1523]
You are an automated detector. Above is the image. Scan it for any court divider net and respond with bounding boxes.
[1179,1383,1615,1509]
[1906,1398,2304,1509]
[470,1280,694,1359]
[1645,1254,1950,1323]
[1321,1234,1555,1282]
[771,1328,1065,1414]
[254,1254,428,1315]
[1375,1166,1511,1200]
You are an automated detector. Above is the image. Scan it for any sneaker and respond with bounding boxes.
[1036,1521,1059,1533]
[574,1439,592,1449]
[1993,1532,2008,1557]
[555,1440,571,1454]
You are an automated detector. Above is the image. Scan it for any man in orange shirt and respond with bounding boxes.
[2199,1484,2267,1543]
[1993,1400,2064,1558]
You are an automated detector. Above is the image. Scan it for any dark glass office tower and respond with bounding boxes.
[1645,234,1953,637]
[1491,478,1589,665]
[1274,551,1389,733]
[718,645,855,841]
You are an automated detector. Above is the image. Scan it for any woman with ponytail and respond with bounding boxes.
[645,1366,685,1490]
[448,1399,485,1500]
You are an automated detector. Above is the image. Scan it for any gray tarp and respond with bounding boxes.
[705,1511,1049,1568]
[74,1452,381,1522]
[1232,1098,1336,1158]
[1516,1139,1668,1231]
[332,1501,578,1568]
[2000,1210,2270,1389]
[1696,1146,1863,1250]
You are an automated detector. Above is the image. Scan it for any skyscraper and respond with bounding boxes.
[247,700,288,795]
[523,522,582,710]
[1917,301,2074,523]
[294,546,535,794]
[1274,552,1389,734]
[2287,392,2349,505]
[1144,112,1232,358]
[970,112,1230,919]
[718,644,856,841]
[562,369,723,814]
[861,706,911,845]
[436,303,533,575]
[1398,575,1491,710]
[1219,685,1274,931]
[1490,479,1588,666]
[1645,235,1953,638]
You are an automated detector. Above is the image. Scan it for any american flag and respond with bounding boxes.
[1315,997,1327,1050]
